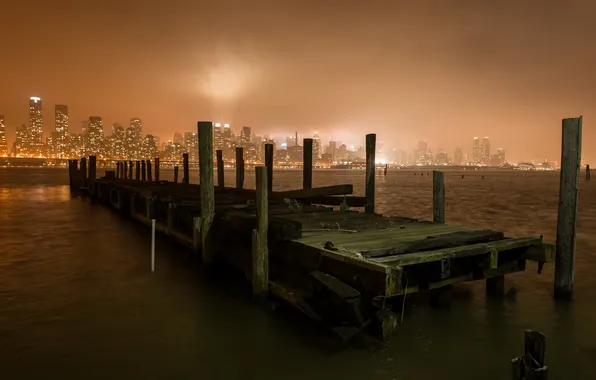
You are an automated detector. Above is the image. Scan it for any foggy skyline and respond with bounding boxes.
[1,0,595,163]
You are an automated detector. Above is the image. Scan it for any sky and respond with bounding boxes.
[1,0,595,163]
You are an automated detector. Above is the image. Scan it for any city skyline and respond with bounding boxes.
[2,2,595,164]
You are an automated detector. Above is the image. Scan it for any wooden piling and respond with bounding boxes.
[123,161,128,179]
[173,166,179,183]
[116,162,120,178]
[198,121,215,263]
[365,133,376,213]
[216,149,224,188]
[586,164,591,181]
[303,138,313,189]
[147,160,152,182]
[486,275,505,295]
[89,156,97,194]
[68,159,77,189]
[253,166,269,301]
[141,160,146,181]
[182,153,190,185]
[154,157,160,182]
[554,116,582,298]
[80,157,87,187]
[236,147,244,189]
[265,143,273,194]
[512,330,548,380]
[135,161,140,180]
[433,170,445,223]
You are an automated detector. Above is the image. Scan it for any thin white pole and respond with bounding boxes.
[151,219,156,272]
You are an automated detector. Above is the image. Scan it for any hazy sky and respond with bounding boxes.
[1,0,595,162]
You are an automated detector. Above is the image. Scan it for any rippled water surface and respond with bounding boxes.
[1,168,595,379]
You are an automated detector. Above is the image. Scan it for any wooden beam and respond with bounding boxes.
[265,143,273,193]
[182,153,190,184]
[198,121,215,263]
[216,149,224,188]
[555,116,582,298]
[271,184,353,200]
[303,138,313,189]
[236,147,244,189]
[433,170,445,223]
[253,166,269,300]
[307,195,366,207]
[365,133,376,213]
[154,157,160,182]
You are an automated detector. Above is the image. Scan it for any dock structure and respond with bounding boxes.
[71,123,555,342]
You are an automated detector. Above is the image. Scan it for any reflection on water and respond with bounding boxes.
[1,168,595,379]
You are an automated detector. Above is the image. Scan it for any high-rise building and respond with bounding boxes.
[213,123,223,150]
[481,137,490,165]
[28,97,43,156]
[491,148,506,166]
[472,137,482,165]
[454,148,464,165]
[87,116,104,155]
[312,132,321,159]
[54,105,68,157]
[327,140,338,162]
[14,124,29,156]
[125,127,138,159]
[184,131,198,161]
[240,126,251,147]
[0,115,7,157]
[417,140,428,164]
[436,149,448,165]
[130,117,142,135]
[141,134,158,159]
[111,123,126,159]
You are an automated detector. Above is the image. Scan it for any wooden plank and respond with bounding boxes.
[374,237,541,266]
[433,170,445,223]
[216,149,224,188]
[303,138,313,189]
[522,243,555,263]
[236,147,244,189]
[271,184,353,200]
[365,133,376,213]
[198,121,215,263]
[265,143,273,193]
[362,230,505,258]
[182,153,190,185]
[217,212,302,242]
[308,196,366,207]
[554,116,582,298]
[253,166,269,300]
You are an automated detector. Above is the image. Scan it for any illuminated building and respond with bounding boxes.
[337,144,348,161]
[184,132,198,161]
[87,116,104,156]
[28,97,43,156]
[14,124,29,156]
[327,141,338,162]
[491,148,506,166]
[481,137,490,165]
[125,126,139,159]
[312,132,321,159]
[472,137,482,165]
[213,123,223,150]
[69,133,85,157]
[111,123,126,159]
[287,145,303,163]
[164,140,183,161]
[141,134,158,159]
[454,148,464,165]
[435,150,448,165]
[240,126,251,147]
[286,134,297,147]
[416,140,428,164]
[173,132,183,145]
[54,105,69,157]
[222,124,234,159]
[0,115,7,156]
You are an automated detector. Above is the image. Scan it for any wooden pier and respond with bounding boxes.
[68,122,556,342]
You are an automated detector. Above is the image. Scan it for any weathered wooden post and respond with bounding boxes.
[80,157,87,187]
[135,160,141,180]
[236,147,244,189]
[586,164,591,181]
[253,166,269,301]
[173,166,179,183]
[116,162,120,178]
[147,160,152,182]
[68,160,77,189]
[216,149,224,188]
[141,160,146,181]
[265,143,273,194]
[365,133,376,213]
[198,121,214,263]
[433,170,445,223]
[554,116,582,298]
[89,156,97,195]
[511,330,548,380]
[303,138,313,189]
[154,157,160,182]
[182,153,190,185]
[123,161,128,180]
[128,160,133,179]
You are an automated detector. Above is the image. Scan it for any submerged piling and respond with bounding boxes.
[433,170,445,223]
[236,147,244,189]
[173,166,179,183]
[141,160,146,181]
[135,161,140,180]
[155,157,160,182]
[147,160,152,182]
[198,121,214,264]
[303,138,313,189]
[182,153,190,185]
[253,166,269,301]
[216,149,224,188]
[365,133,376,213]
[265,143,273,194]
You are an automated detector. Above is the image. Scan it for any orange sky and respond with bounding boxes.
[1,0,595,163]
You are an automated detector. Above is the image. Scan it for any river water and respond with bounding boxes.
[0,168,595,379]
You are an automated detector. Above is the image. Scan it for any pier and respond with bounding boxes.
[68,121,557,342]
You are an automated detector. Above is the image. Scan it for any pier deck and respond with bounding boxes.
[86,176,554,341]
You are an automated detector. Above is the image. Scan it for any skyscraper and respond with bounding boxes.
[0,115,7,156]
[472,137,482,165]
[125,127,138,159]
[87,116,104,155]
[312,132,321,159]
[54,105,69,157]
[14,124,29,156]
[184,131,198,161]
[454,148,464,165]
[417,140,428,164]
[111,123,126,159]
[481,137,490,164]
[213,123,223,150]
[141,135,158,159]
[240,126,251,147]
[28,97,43,156]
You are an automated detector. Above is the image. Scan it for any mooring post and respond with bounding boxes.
[68,160,77,189]
[253,166,269,301]
[141,160,146,181]
[135,161,140,180]
[554,116,582,298]
[265,143,273,194]
[182,153,190,185]
[80,157,87,187]
[365,133,376,213]
[192,216,201,253]
[433,170,445,223]
[116,162,120,178]
[147,160,153,182]
[123,161,128,181]
[198,121,215,264]
[128,160,133,179]
[511,330,548,380]
[89,156,97,195]
[154,157,160,182]
[216,149,224,188]
[173,166,179,183]
[151,219,156,273]
[303,138,313,189]
[586,164,591,181]
[236,147,244,189]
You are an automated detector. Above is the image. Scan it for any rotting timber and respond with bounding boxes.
[69,127,555,343]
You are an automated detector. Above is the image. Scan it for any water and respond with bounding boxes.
[1,168,595,379]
